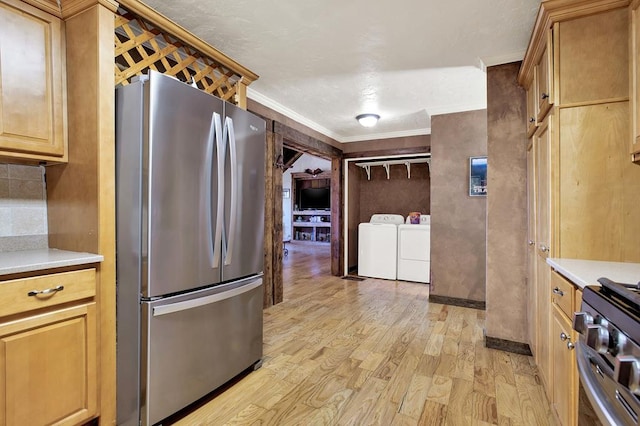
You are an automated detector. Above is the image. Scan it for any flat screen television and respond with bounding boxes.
[299,187,330,210]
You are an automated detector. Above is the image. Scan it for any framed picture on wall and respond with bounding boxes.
[283,188,290,199]
[469,156,487,196]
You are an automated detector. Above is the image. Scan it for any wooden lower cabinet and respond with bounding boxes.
[0,270,98,426]
[548,271,580,426]
[551,303,577,426]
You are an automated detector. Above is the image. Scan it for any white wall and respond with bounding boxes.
[282,153,331,240]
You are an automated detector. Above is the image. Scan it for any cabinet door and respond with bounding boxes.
[535,116,551,259]
[0,303,97,426]
[551,306,577,426]
[558,8,627,106]
[632,3,640,163]
[0,0,66,161]
[535,30,554,122]
[526,81,538,138]
[527,141,537,353]
[558,103,640,261]
[534,115,552,387]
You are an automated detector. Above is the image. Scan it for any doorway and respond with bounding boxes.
[343,154,431,276]
[281,148,332,279]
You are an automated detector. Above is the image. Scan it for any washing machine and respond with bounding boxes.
[397,214,431,283]
[358,214,405,280]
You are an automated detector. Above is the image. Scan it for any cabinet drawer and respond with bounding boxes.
[551,271,574,318]
[0,269,96,317]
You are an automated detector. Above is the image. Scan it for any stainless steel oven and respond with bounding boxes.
[573,278,640,426]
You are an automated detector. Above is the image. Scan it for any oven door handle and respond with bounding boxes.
[576,342,627,426]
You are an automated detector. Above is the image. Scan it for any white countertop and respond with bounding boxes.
[0,249,104,277]
[547,258,640,289]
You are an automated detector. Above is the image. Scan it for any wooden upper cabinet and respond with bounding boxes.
[631,1,640,163]
[0,0,67,163]
[558,8,628,106]
[526,78,538,138]
[535,30,554,123]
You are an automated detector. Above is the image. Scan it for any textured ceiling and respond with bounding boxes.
[140,0,540,142]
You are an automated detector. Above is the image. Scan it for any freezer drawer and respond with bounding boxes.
[141,276,263,426]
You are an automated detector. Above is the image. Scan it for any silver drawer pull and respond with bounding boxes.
[27,285,64,297]
[553,287,564,296]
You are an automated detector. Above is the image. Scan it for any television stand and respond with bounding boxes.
[292,210,331,242]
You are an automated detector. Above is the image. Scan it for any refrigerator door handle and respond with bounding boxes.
[204,113,216,268]
[211,112,225,269]
[224,116,238,266]
[152,278,262,316]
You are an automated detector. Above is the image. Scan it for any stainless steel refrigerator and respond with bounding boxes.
[115,71,265,426]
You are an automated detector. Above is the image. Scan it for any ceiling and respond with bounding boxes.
[140,0,540,143]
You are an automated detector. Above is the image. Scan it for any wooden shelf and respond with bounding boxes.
[293,222,331,228]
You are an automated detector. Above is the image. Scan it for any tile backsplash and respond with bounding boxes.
[0,163,48,252]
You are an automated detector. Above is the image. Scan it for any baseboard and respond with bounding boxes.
[428,294,486,310]
[342,275,365,281]
[485,335,533,356]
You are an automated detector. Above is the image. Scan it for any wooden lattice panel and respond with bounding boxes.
[114,7,240,103]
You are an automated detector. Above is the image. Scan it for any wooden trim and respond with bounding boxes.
[117,0,258,84]
[275,122,342,159]
[46,4,117,423]
[19,0,118,18]
[428,294,486,310]
[518,4,550,87]
[283,150,304,170]
[342,146,430,159]
[63,0,118,18]
[557,97,630,109]
[272,132,284,305]
[263,129,275,307]
[485,336,533,355]
[263,128,284,307]
[518,0,630,86]
[291,171,331,180]
[330,157,343,275]
[235,78,249,110]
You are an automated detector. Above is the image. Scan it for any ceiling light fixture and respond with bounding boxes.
[356,113,380,127]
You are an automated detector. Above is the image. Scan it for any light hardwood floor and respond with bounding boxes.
[169,241,556,425]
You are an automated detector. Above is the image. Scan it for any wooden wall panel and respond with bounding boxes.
[330,157,342,276]
[46,2,117,423]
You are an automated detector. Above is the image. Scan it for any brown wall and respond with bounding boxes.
[357,163,430,223]
[430,110,487,302]
[485,62,528,343]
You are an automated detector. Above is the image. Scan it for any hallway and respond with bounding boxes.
[170,241,555,425]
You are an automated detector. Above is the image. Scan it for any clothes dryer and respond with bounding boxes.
[358,214,405,280]
[397,214,431,283]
